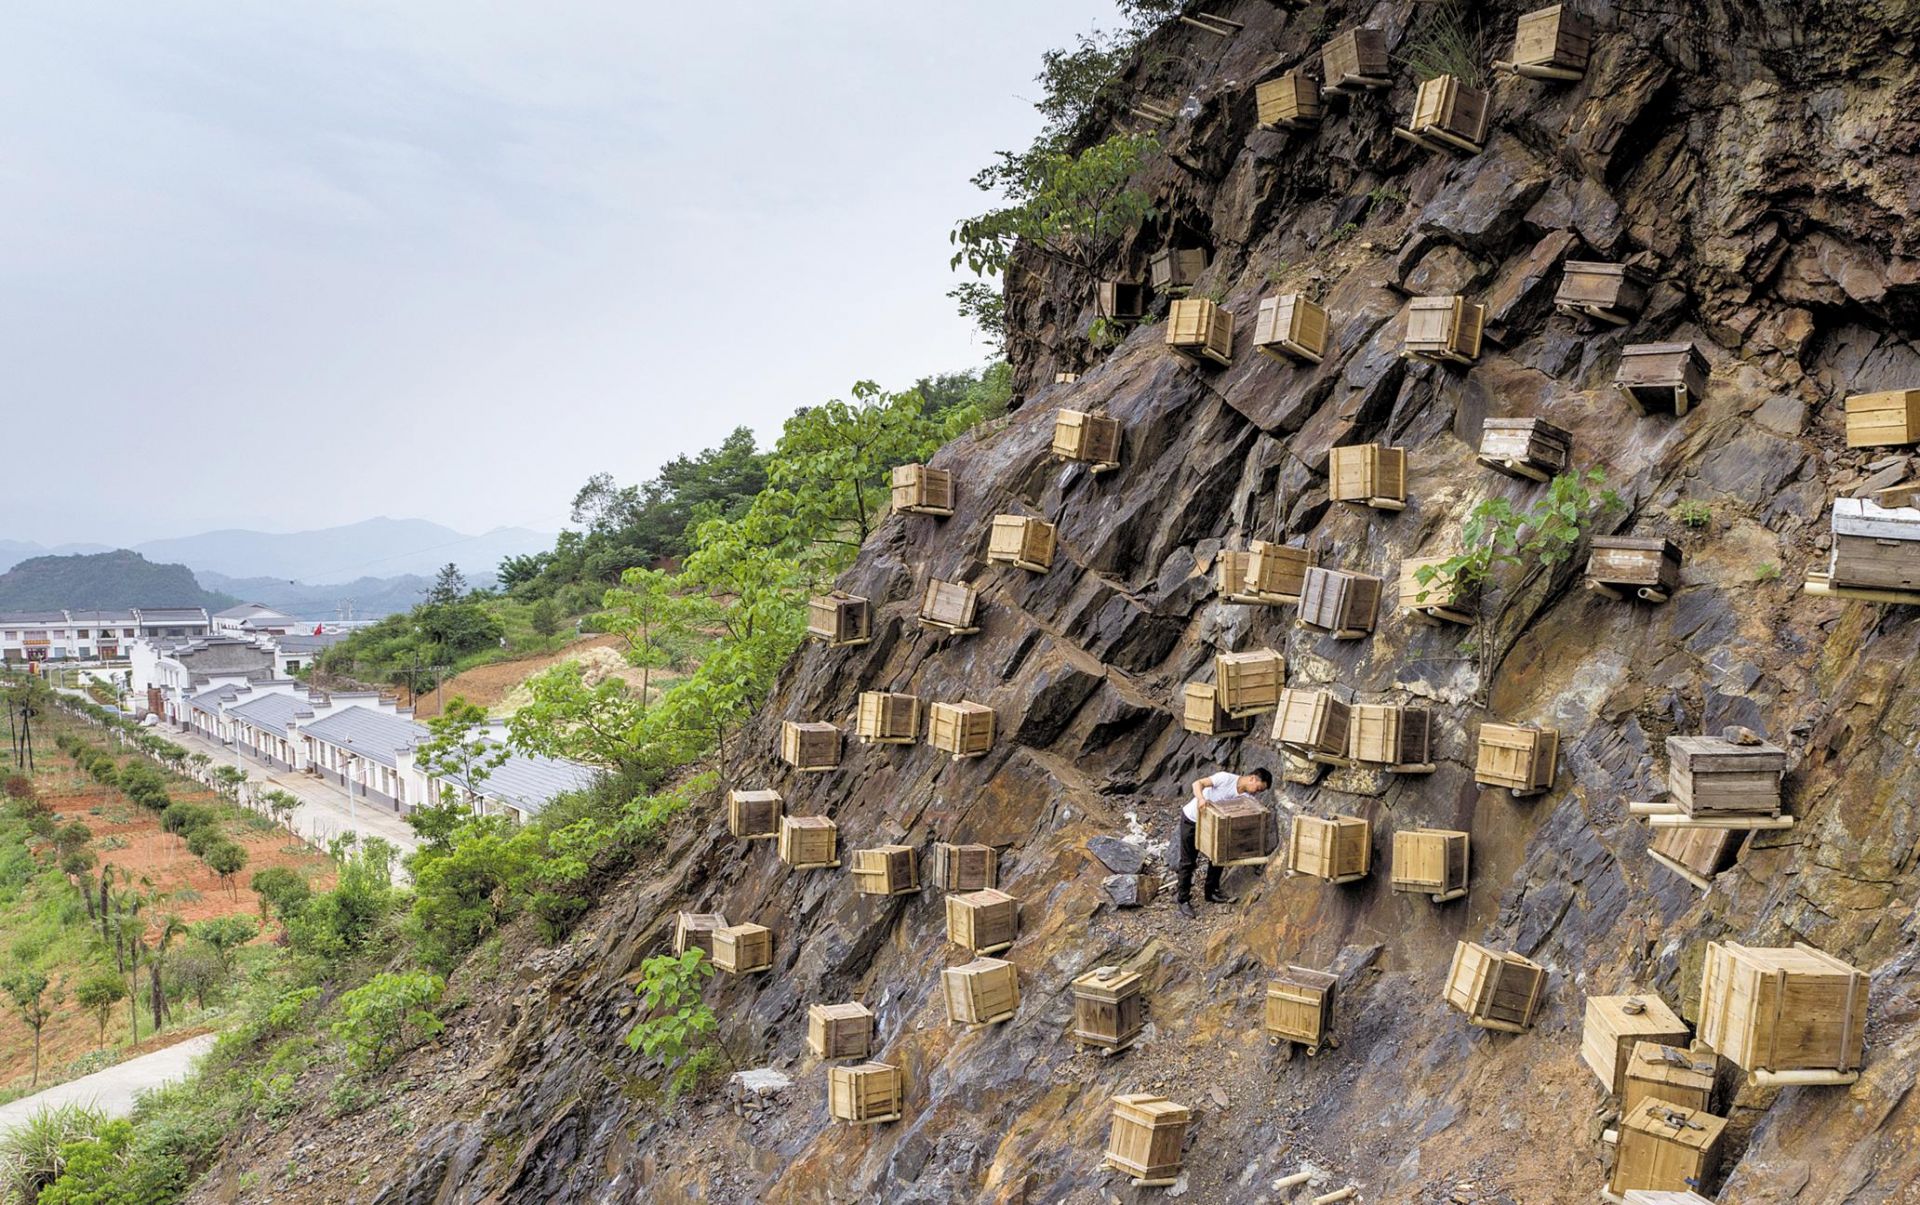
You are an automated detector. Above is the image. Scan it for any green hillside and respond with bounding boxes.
[0,550,235,611]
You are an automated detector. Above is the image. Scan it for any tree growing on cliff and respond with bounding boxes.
[625,950,720,1100]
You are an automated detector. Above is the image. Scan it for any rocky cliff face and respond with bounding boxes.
[187,2,1920,1202]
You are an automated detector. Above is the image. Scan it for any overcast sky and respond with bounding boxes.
[0,1,1120,548]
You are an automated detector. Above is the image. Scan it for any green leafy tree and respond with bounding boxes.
[406,819,529,972]
[204,839,248,899]
[260,788,301,830]
[428,563,468,605]
[250,866,310,927]
[506,665,651,774]
[190,915,258,975]
[74,971,127,1050]
[210,765,247,805]
[287,837,396,961]
[330,971,446,1071]
[1,969,62,1085]
[598,567,714,708]
[528,597,561,638]
[625,950,719,1100]
[952,132,1160,278]
[412,697,510,812]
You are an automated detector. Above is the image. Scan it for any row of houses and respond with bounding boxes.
[0,606,214,661]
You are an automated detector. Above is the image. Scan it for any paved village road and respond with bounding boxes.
[0,1034,218,1136]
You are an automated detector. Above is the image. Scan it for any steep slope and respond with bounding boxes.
[185,2,1920,1203]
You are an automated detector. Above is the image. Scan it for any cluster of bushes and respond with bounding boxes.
[52,732,249,895]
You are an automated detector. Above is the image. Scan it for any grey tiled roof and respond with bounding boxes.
[441,745,598,816]
[189,684,243,715]
[301,706,428,768]
[66,610,139,624]
[226,692,315,739]
[214,603,289,620]
[0,611,71,624]
[136,608,211,623]
[271,632,349,653]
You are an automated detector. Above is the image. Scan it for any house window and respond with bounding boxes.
[285,660,301,673]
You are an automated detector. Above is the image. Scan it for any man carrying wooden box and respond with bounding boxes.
[1175,766,1273,917]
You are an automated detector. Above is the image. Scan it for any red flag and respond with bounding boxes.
[313,624,324,635]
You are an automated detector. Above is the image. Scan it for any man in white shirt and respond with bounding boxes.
[1176,766,1273,917]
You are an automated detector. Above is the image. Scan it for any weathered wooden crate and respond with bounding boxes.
[1265,965,1338,1051]
[1400,556,1475,625]
[1445,942,1547,1032]
[1247,540,1315,600]
[1215,549,1255,599]
[1474,723,1558,796]
[855,691,921,745]
[1105,1094,1190,1185]
[1390,829,1468,901]
[1329,444,1407,510]
[1623,1042,1716,1115]
[1404,296,1484,364]
[1610,1099,1727,1198]
[946,888,1018,954]
[1298,566,1382,637]
[711,922,773,973]
[919,577,980,634]
[1253,294,1329,363]
[1582,994,1691,1097]
[1054,371,1079,384]
[1397,74,1490,154]
[1214,648,1285,716]
[807,1001,874,1060]
[931,842,997,892]
[1616,342,1709,417]
[1166,298,1234,367]
[1667,734,1786,818]
[1255,73,1322,129]
[780,720,841,773]
[1622,1192,1716,1205]
[1844,388,1920,448]
[1826,498,1920,591]
[1287,814,1370,883]
[1698,941,1867,1081]
[851,844,920,896]
[1150,247,1208,292]
[891,463,954,515]
[1272,688,1351,759]
[727,788,782,840]
[1181,682,1251,737]
[1510,4,1593,79]
[1350,704,1434,772]
[1097,278,1148,322]
[778,814,840,870]
[928,700,994,759]
[1071,967,1145,1052]
[1477,416,1573,482]
[987,514,1056,572]
[827,1062,902,1125]
[1052,410,1123,470]
[1322,26,1390,91]
[1587,537,1682,602]
[943,957,1019,1026]
[807,591,871,647]
[1647,824,1742,891]
[673,911,728,958]
[1197,795,1272,866]
[1555,261,1650,323]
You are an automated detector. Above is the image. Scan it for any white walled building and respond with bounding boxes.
[1,607,206,663]
[211,603,297,637]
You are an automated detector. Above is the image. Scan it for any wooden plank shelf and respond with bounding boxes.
[1803,569,1920,605]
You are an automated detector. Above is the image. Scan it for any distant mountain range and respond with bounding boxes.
[196,570,498,621]
[0,551,236,612]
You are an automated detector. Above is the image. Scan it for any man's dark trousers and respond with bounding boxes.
[1175,812,1222,903]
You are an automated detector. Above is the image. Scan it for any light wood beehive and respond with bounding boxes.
[931,842,997,892]
[1298,566,1383,636]
[780,720,841,772]
[1105,1094,1190,1182]
[1444,941,1547,1032]
[850,845,920,896]
[827,1062,902,1124]
[1071,967,1145,1051]
[672,911,727,958]
[1252,293,1328,362]
[1609,1099,1727,1198]
[727,788,781,839]
[854,691,920,745]
[1697,941,1867,1077]
[1404,295,1485,363]
[1582,994,1691,1097]
[1329,444,1406,507]
[1053,410,1123,468]
[1475,723,1558,794]
[1390,828,1468,901]
[1272,688,1351,758]
[891,464,954,515]
[1197,795,1271,865]
[710,922,773,973]
[1264,965,1337,1049]
[1287,814,1370,882]
[807,1002,873,1060]
[1165,298,1234,366]
[806,592,871,646]
[987,515,1056,571]
[928,700,994,758]
[946,888,1017,954]
[778,814,839,870]
[943,957,1019,1025]
[1214,648,1285,716]
[1844,388,1920,448]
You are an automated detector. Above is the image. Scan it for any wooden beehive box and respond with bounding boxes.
[1215,549,1255,599]
[1255,73,1322,129]
[673,911,727,958]
[851,845,920,896]
[1844,388,1920,448]
[1181,682,1251,738]
[943,956,1019,1026]
[1509,5,1593,78]
[855,691,920,745]
[946,888,1018,954]
[1105,1094,1190,1185]
[1475,723,1558,796]
[807,1002,874,1060]
[1647,825,1742,891]
[928,700,994,759]
[1400,556,1475,625]
[1582,994,1691,1097]
[1329,444,1407,509]
[1054,372,1079,384]
[1623,1192,1716,1205]
[1214,648,1285,716]
[931,842,997,892]
[807,592,871,647]
[1397,74,1490,154]
[1149,247,1208,292]
[987,514,1056,572]
[1264,965,1338,1051]
[1287,814,1370,883]
[1052,409,1122,470]
[1246,540,1315,600]
[1071,966,1145,1052]
[1555,261,1651,324]
[1610,1099,1727,1198]
[891,463,954,516]
[1390,829,1469,901]
[1616,342,1709,416]
[1623,1042,1716,1115]
[1666,734,1786,818]
[919,578,980,634]
[1477,416,1573,482]
[1272,688,1351,759]
[1322,26,1390,91]
[1404,296,1485,364]
[1166,298,1234,367]
[1826,497,1920,591]
[781,720,841,773]
[1197,795,1272,866]
[1587,537,1682,602]
[827,1062,902,1125]
[711,922,773,973]
[1445,941,1547,1032]
[1698,941,1867,1080]
[778,814,840,870]
[1298,566,1382,637]
[1253,294,1328,363]
[1097,278,1147,322]
[1350,704,1434,772]
[727,788,781,840]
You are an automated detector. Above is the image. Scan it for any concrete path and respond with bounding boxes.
[0,1033,217,1135]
